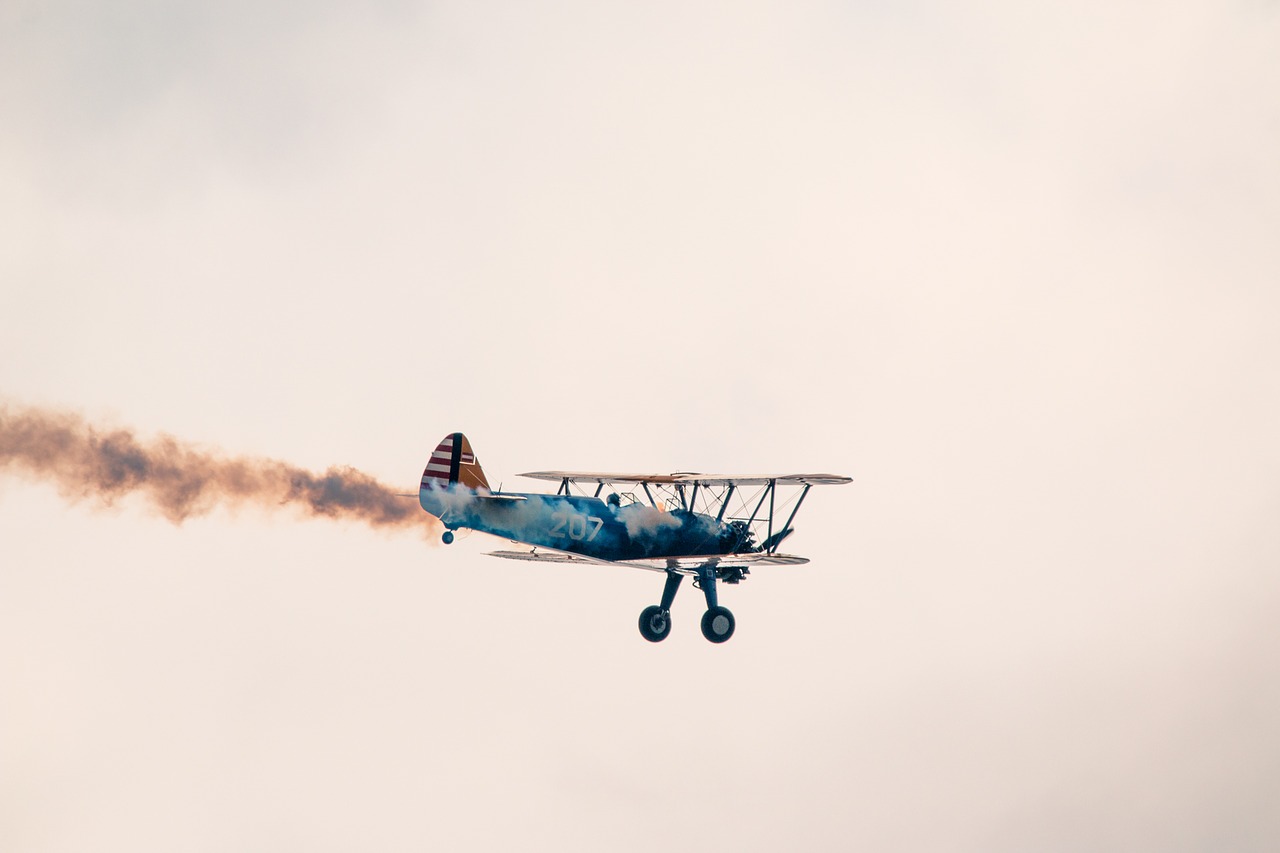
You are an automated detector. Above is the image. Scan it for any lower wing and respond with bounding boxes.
[486,548,809,574]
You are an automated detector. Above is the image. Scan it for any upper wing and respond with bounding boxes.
[519,471,851,487]
[399,492,526,501]
[486,549,809,574]
[519,471,685,484]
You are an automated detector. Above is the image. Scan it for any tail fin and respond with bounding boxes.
[421,432,490,491]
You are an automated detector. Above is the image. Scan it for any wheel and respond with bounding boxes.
[442,530,455,544]
[638,605,672,643]
[700,606,735,643]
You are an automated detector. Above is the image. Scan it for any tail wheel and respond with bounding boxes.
[700,606,735,643]
[639,605,672,643]
[442,530,455,544]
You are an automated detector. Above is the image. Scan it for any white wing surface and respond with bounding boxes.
[486,549,809,574]
[519,471,851,487]
[486,549,613,566]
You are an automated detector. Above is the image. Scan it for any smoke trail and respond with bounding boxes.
[0,403,438,536]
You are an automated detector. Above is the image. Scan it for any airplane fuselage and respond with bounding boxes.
[419,484,749,561]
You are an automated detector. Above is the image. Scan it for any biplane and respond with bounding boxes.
[419,433,850,643]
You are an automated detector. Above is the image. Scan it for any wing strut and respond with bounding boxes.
[767,478,776,551]
[715,484,736,522]
[776,484,812,552]
[745,483,772,536]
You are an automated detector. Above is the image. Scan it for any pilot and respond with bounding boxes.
[606,492,621,510]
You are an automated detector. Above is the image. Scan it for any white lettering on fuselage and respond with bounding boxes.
[549,511,604,542]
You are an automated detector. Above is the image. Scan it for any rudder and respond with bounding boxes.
[421,432,490,491]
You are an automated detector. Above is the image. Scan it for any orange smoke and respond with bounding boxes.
[0,403,439,536]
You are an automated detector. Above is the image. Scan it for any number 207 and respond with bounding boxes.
[549,512,603,542]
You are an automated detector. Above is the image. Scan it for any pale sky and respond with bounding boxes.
[3,2,1279,850]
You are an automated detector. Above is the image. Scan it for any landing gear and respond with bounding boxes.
[695,564,735,643]
[638,605,671,642]
[700,606,735,643]
[441,530,455,544]
[637,565,739,643]
[637,571,684,643]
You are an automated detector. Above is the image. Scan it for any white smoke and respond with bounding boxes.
[617,503,684,540]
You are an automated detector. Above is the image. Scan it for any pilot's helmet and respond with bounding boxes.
[607,493,621,507]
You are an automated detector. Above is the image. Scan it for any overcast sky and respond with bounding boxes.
[3,2,1279,851]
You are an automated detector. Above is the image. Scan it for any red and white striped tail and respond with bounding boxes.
[421,432,490,491]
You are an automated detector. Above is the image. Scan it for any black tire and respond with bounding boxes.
[639,605,672,643]
[442,530,455,544]
[700,606,735,643]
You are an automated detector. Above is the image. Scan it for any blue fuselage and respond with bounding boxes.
[420,485,749,561]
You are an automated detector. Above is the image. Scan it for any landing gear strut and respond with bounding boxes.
[636,566,736,643]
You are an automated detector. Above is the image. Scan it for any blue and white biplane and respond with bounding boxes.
[419,433,851,643]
